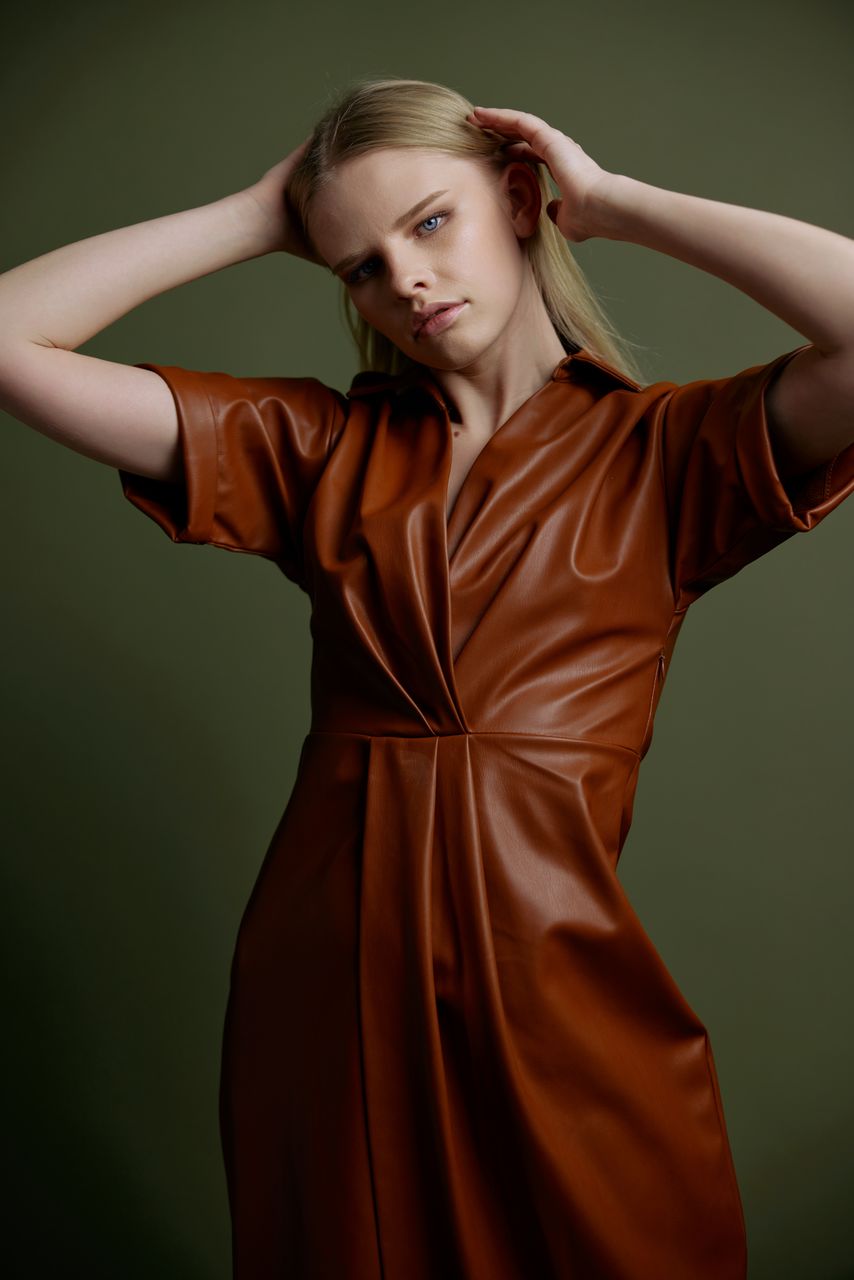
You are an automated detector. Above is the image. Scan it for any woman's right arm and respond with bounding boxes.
[0,188,284,483]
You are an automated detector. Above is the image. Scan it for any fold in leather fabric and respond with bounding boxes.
[655,342,853,604]
[119,344,854,1279]
[119,363,349,588]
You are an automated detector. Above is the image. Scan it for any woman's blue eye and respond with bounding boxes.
[347,211,449,284]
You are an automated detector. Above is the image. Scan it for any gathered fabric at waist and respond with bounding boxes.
[306,726,641,756]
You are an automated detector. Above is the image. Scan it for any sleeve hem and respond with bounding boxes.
[736,343,854,531]
[118,363,218,544]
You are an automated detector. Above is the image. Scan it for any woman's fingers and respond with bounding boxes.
[466,108,548,163]
[467,107,564,167]
[465,105,611,244]
[469,106,554,137]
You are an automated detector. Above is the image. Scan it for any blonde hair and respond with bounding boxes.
[286,76,649,387]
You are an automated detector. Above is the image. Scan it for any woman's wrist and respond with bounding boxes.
[234,185,288,257]
[582,173,638,243]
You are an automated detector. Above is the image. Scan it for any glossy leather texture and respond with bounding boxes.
[120,340,854,1279]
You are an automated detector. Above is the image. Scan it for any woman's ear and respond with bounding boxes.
[501,161,543,238]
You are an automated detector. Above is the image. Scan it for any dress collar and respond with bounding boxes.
[345,343,641,401]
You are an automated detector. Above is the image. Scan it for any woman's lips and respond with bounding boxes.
[415,302,467,340]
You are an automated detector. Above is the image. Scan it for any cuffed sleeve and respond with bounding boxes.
[118,363,349,590]
[655,344,854,607]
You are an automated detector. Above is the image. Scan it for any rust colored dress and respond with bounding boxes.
[119,338,854,1279]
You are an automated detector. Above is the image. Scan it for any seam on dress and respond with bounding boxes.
[201,382,222,546]
[308,728,643,756]
[656,391,680,611]
[298,386,345,590]
[824,449,840,501]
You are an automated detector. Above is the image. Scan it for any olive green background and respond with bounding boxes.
[2,0,852,1275]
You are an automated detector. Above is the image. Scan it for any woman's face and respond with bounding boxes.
[308,147,542,370]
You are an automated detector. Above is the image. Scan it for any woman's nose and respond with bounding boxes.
[387,252,434,296]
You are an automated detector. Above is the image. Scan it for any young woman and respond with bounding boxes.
[2,76,852,1280]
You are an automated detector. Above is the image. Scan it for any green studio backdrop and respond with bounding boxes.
[2,0,852,1277]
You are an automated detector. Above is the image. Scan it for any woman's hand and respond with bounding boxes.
[465,106,618,243]
[242,136,326,264]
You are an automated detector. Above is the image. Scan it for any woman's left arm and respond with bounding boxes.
[592,175,854,476]
[466,105,854,479]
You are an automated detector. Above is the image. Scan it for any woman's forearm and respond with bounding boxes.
[0,188,278,353]
[591,174,854,358]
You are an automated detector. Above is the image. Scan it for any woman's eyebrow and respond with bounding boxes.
[332,189,450,275]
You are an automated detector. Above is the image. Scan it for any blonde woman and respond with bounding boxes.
[2,76,853,1280]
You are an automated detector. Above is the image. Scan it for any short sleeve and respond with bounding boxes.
[656,343,854,608]
[118,363,349,590]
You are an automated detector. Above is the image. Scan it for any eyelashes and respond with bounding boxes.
[347,211,450,284]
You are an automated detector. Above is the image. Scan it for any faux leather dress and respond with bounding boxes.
[118,338,854,1279]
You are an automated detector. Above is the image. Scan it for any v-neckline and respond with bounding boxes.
[347,345,587,554]
[402,355,581,581]
[442,382,546,549]
[343,342,638,722]
[421,354,577,548]
[429,365,571,715]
